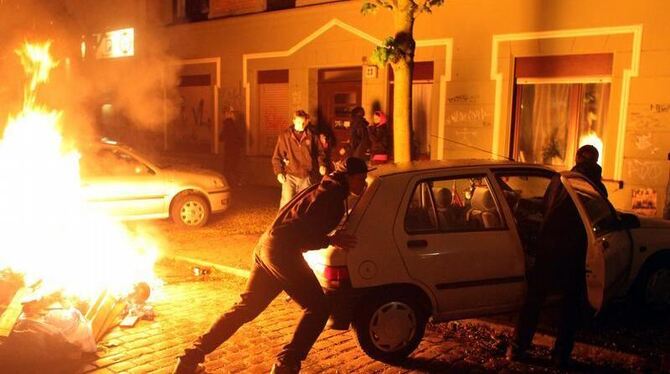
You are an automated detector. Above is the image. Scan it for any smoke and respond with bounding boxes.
[0,0,181,151]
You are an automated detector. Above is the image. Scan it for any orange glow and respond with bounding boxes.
[578,131,604,166]
[0,42,158,301]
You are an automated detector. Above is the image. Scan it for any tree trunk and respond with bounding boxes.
[391,1,416,163]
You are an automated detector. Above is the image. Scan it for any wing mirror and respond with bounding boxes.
[619,213,641,229]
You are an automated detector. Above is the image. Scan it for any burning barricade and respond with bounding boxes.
[0,42,160,368]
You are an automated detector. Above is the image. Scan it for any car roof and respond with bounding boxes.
[369,159,556,177]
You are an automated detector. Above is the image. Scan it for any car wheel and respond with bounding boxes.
[171,193,210,227]
[352,291,427,363]
[634,257,670,310]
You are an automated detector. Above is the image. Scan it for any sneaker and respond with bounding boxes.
[173,357,206,374]
[270,362,300,374]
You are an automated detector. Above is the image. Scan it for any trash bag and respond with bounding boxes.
[0,319,82,373]
[44,308,97,353]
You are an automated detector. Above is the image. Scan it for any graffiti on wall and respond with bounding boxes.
[171,86,213,152]
[632,188,658,216]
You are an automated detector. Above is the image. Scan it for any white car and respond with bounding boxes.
[305,160,670,362]
[80,141,230,227]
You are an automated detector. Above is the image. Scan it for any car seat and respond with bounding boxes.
[466,187,501,229]
[433,187,454,230]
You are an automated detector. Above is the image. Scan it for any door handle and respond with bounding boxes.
[407,239,428,248]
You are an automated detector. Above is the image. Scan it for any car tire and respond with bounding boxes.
[171,193,210,228]
[633,256,670,311]
[352,290,427,363]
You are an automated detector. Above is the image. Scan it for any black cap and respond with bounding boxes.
[336,157,376,175]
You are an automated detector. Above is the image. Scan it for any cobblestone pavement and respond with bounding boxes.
[76,261,658,374]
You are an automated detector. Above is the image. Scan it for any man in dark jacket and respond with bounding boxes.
[273,110,327,207]
[173,157,372,374]
[571,144,607,197]
[508,172,588,368]
[349,106,370,160]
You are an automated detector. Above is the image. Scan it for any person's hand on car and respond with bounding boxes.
[319,165,327,176]
[277,173,286,184]
[329,231,357,251]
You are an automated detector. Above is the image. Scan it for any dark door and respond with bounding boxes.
[318,67,362,161]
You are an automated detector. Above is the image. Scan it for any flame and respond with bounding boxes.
[578,131,604,166]
[0,42,158,301]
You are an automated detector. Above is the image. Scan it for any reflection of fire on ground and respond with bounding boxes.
[0,42,160,353]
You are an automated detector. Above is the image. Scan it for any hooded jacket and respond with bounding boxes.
[350,116,370,159]
[571,161,608,197]
[258,173,349,254]
[272,126,325,178]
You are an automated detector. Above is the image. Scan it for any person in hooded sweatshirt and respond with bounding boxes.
[349,106,370,160]
[369,110,390,165]
[173,157,372,374]
[508,144,608,368]
[571,144,608,197]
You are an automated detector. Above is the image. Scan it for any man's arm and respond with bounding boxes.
[271,193,343,252]
[271,133,285,176]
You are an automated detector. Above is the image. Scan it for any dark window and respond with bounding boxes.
[185,0,209,21]
[267,0,296,11]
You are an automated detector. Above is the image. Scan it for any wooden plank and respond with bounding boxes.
[0,288,29,337]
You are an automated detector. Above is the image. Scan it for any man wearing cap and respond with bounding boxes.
[174,157,373,374]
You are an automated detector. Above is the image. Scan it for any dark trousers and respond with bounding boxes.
[182,251,330,366]
[512,264,585,360]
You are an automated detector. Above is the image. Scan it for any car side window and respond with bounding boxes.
[404,175,504,234]
[494,172,554,254]
[405,182,438,233]
[566,177,618,237]
[84,149,152,177]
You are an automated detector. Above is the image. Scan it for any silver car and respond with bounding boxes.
[80,141,230,227]
[306,160,670,362]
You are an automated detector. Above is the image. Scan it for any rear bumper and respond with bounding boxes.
[324,287,364,330]
[208,189,231,213]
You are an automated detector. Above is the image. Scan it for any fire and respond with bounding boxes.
[578,131,604,166]
[0,41,158,301]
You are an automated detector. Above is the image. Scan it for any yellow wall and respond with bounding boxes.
[161,0,670,215]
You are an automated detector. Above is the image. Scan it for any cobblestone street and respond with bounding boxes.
[76,259,661,374]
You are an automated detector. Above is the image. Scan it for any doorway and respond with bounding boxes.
[317,67,362,161]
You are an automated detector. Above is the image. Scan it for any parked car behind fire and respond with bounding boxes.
[79,140,230,227]
[304,160,670,363]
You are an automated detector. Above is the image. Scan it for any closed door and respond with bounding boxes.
[394,171,526,318]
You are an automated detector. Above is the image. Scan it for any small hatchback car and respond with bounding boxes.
[304,160,670,362]
[79,141,230,227]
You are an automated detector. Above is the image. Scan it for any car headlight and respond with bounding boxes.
[212,178,226,188]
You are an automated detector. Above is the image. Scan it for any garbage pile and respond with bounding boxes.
[0,270,155,371]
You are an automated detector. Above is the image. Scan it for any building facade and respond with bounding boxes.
[156,0,669,217]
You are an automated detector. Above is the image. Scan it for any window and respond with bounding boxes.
[267,0,295,11]
[567,176,618,237]
[404,176,503,234]
[81,149,153,177]
[495,171,554,253]
[512,54,612,168]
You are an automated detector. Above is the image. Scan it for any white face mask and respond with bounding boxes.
[293,117,306,132]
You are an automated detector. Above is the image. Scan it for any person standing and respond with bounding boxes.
[368,110,390,165]
[507,170,589,368]
[272,110,326,207]
[571,144,607,197]
[219,107,244,187]
[173,157,372,374]
[349,106,370,160]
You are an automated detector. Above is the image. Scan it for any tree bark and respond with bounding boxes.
[391,1,416,162]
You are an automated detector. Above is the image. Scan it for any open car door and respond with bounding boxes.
[560,172,633,312]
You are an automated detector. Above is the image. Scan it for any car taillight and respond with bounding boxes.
[323,265,350,289]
